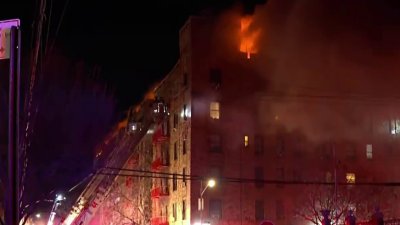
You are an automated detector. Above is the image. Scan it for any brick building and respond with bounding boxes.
[80,15,400,225]
[132,15,400,225]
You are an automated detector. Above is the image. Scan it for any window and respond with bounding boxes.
[255,200,264,220]
[173,113,178,129]
[161,142,169,166]
[326,172,332,182]
[183,139,187,155]
[366,144,373,159]
[183,168,187,186]
[174,142,178,161]
[209,199,222,220]
[209,68,222,89]
[210,102,220,119]
[276,137,284,157]
[173,173,178,191]
[182,104,188,121]
[244,135,249,147]
[255,167,264,188]
[209,134,221,152]
[183,73,188,87]
[209,166,221,179]
[182,200,186,220]
[390,119,400,135]
[346,173,356,184]
[276,167,285,188]
[276,200,285,220]
[173,203,177,221]
[161,177,169,194]
[255,135,264,154]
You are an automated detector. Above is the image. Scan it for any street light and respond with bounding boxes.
[199,178,216,225]
[35,213,41,218]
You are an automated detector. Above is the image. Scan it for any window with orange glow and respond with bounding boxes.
[210,102,220,119]
[346,173,356,184]
[244,135,249,147]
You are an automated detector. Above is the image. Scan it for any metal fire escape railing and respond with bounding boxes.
[62,98,169,225]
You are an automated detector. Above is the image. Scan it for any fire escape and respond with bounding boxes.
[151,101,170,225]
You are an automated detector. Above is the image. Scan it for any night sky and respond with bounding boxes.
[3,0,264,110]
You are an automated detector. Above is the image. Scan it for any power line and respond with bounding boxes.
[98,168,400,187]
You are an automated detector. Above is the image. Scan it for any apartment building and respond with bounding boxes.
[87,15,400,225]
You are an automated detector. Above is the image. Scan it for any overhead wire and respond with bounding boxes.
[99,167,400,187]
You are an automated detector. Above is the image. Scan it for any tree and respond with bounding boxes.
[294,185,399,225]
[98,152,152,225]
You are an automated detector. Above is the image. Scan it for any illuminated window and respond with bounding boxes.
[244,135,249,147]
[210,102,220,119]
[390,119,400,135]
[346,173,356,184]
[366,144,373,159]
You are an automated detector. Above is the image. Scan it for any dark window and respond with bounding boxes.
[209,69,222,89]
[209,134,221,152]
[173,174,177,191]
[183,168,187,186]
[165,206,168,220]
[182,200,186,220]
[174,142,178,160]
[162,177,169,194]
[276,137,285,157]
[255,135,264,155]
[255,200,264,221]
[255,167,264,188]
[173,203,177,221]
[173,113,178,129]
[209,199,222,220]
[276,200,285,220]
[182,139,187,154]
[161,143,170,166]
[209,167,221,179]
[183,73,188,87]
[183,104,187,121]
[276,167,285,188]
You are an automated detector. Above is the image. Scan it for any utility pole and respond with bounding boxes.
[0,19,22,225]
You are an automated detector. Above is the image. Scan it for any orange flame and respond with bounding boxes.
[239,16,261,59]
